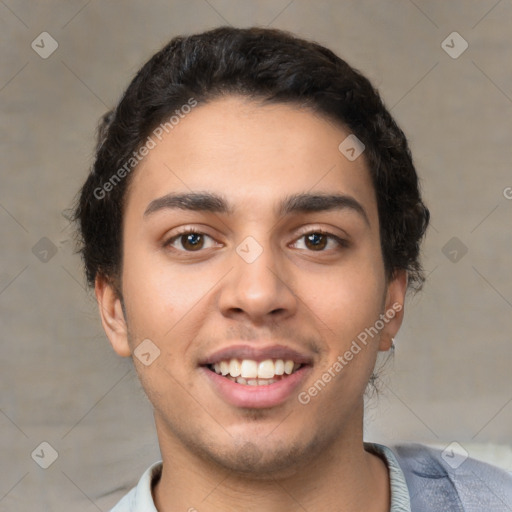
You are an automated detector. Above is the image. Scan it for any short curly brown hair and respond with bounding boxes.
[72,26,429,293]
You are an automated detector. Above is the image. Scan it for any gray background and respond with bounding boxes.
[1,0,511,510]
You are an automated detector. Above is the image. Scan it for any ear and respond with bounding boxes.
[378,269,408,351]
[95,274,131,357]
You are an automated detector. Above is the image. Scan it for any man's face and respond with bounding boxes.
[98,96,406,475]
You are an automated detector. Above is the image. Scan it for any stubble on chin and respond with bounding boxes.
[180,422,330,481]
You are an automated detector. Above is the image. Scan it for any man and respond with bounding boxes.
[73,26,512,511]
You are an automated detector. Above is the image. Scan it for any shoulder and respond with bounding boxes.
[390,443,512,511]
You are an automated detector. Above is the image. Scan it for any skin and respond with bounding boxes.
[96,96,407,511]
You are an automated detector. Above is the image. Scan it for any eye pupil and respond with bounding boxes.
[183,233,203,250]
[305,233,327,250]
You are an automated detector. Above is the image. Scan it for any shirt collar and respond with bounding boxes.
[365,442,412,512]
[127,460,161,512]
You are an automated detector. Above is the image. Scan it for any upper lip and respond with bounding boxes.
[199,344,314,366]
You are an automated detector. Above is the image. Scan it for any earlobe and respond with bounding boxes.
[94,275,131,357]
[379,270,408,351]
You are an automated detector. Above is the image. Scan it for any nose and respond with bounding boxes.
[217,237,298,324]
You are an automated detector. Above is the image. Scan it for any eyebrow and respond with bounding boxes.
[143,191,370,226]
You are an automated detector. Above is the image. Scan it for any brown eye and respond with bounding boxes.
[304,232,328,251]
[180,233,204,251]
[165,231,218,252]
[291,231,348,252]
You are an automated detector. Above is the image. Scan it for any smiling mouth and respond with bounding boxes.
[206,358,303,386]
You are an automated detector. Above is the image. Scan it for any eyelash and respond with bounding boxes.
[163,228,349,253]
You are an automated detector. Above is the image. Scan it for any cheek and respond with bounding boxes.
[120,245,219,341]
[303,258,385,341]
[298,267,385,406]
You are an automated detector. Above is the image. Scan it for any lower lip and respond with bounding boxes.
[201,366,311,409]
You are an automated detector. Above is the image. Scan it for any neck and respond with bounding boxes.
[151,413,390,512]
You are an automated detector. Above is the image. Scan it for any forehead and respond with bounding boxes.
[124,96,377,223]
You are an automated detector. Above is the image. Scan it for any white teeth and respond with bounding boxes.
[223,375,279,386]
[240,360,258,379]
[229,359,241,377]
[211,358,302,383]
[284,360,294,375]
[258,359,275,379]
[220,360,229,376]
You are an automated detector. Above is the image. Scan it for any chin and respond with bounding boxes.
[202,432,325,480]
